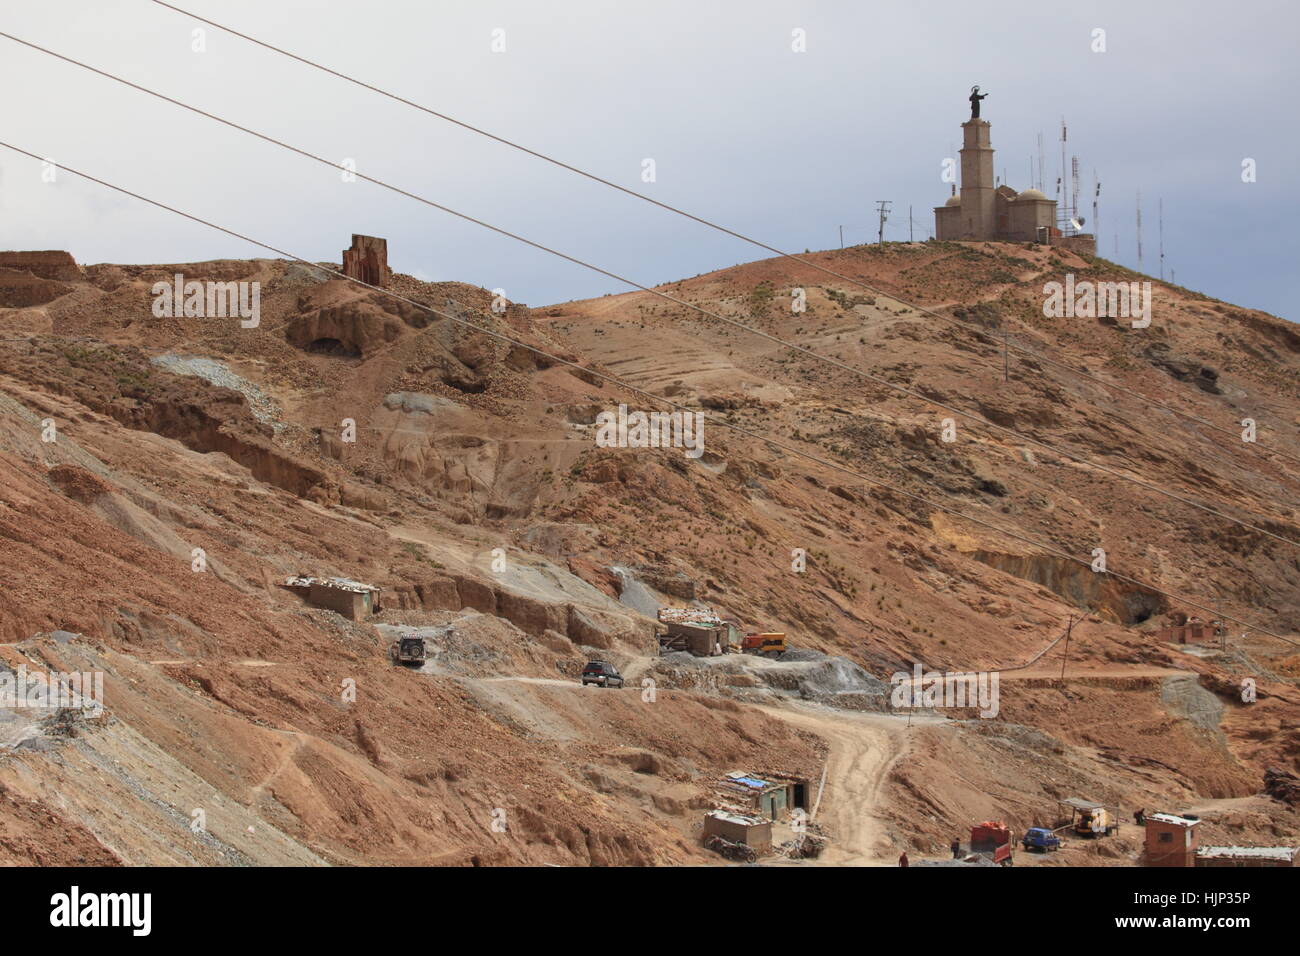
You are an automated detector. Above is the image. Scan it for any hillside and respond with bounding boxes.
[0,240,1296,865]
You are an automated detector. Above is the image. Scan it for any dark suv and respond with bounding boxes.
[581,660,625,688]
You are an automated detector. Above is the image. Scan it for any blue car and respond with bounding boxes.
[1021,827,1061,852]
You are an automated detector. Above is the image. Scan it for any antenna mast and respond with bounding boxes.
[1071,156,1080,227]
[1136,190,1144,269]
[1093,173,1101,246]
[1037,132,1046,191]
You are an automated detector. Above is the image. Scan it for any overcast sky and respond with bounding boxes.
[0,0,1294,319]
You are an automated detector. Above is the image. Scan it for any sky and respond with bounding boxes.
[0,0,1295,319]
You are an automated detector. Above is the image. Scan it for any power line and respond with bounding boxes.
[138,1,1300,472]
[5,31,1293,550]
[1,137,1291,647]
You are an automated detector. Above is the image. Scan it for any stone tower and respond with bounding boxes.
[958,118,995,239]
[934,104,1066,246]
[342,234,388,287]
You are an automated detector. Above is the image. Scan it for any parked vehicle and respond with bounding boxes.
[1060,798,1120,838]
[389,636,427,666]
[1021,827,1062,852]
[581,661,625,688]
[970,821,1014,866]
[741,633,787,658]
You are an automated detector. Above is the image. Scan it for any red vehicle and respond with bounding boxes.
[969,821,1014,866]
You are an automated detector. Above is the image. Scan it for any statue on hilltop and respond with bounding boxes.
[969,85,988,120]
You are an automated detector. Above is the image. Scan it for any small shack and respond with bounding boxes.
[716,771,810,821]
[657,607,736,656]
[1196,845,1297,868]
[1155,613,1223,645]
[702,810,772,855]
[1144,813,1201,866]
[284,575,382,621]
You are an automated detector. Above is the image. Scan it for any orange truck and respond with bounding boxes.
[969,821,1014,866]
[740,632,787,658]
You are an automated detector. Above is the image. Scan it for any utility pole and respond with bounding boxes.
[1158,198,1165,281]
[1003,324,1009,382]
[839,225,844,249]
[909,205,914,243]
[1059,615,1076,682]
[876,201,891,246]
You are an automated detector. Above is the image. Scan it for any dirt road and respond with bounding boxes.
[758,703,942,865]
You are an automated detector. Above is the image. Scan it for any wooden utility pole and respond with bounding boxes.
[1059,615,1076,682]
[876,201,891,245]
[1158,198,1165,281]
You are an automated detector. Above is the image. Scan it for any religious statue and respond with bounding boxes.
[969,85,988,119]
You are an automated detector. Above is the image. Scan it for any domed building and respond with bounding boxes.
[934,110,1090,252]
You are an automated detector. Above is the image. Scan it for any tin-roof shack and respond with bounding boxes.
[702,811,772,855]
[657,607,736,656]
[284,576,382,621]
[716,771,811,821]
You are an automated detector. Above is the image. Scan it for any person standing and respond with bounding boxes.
[951,837,961,859]
[898,851,909,868]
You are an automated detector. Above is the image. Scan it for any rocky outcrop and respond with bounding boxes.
[1142,342,1223,394]
[388,570,650,651]
[1265,767,1300,806]
[0,267,71,307]
[969,549,1167,624]
[286,302,407,357]
[0,250,82,281]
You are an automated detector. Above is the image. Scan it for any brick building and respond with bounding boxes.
[1143,813,1201,866]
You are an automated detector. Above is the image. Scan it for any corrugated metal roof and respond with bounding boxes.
[658,607,723,626]
[706,810,766,826]
[1148,812,1200,827]
[1197,845,1295,861]
[1060,797,1104,810]
[285,575,380,593]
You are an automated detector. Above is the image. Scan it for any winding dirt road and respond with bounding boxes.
[758,703,943,865]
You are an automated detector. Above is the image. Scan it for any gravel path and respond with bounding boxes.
[151,354,282,429]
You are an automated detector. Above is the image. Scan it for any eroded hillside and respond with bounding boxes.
[0,241,1296,865]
